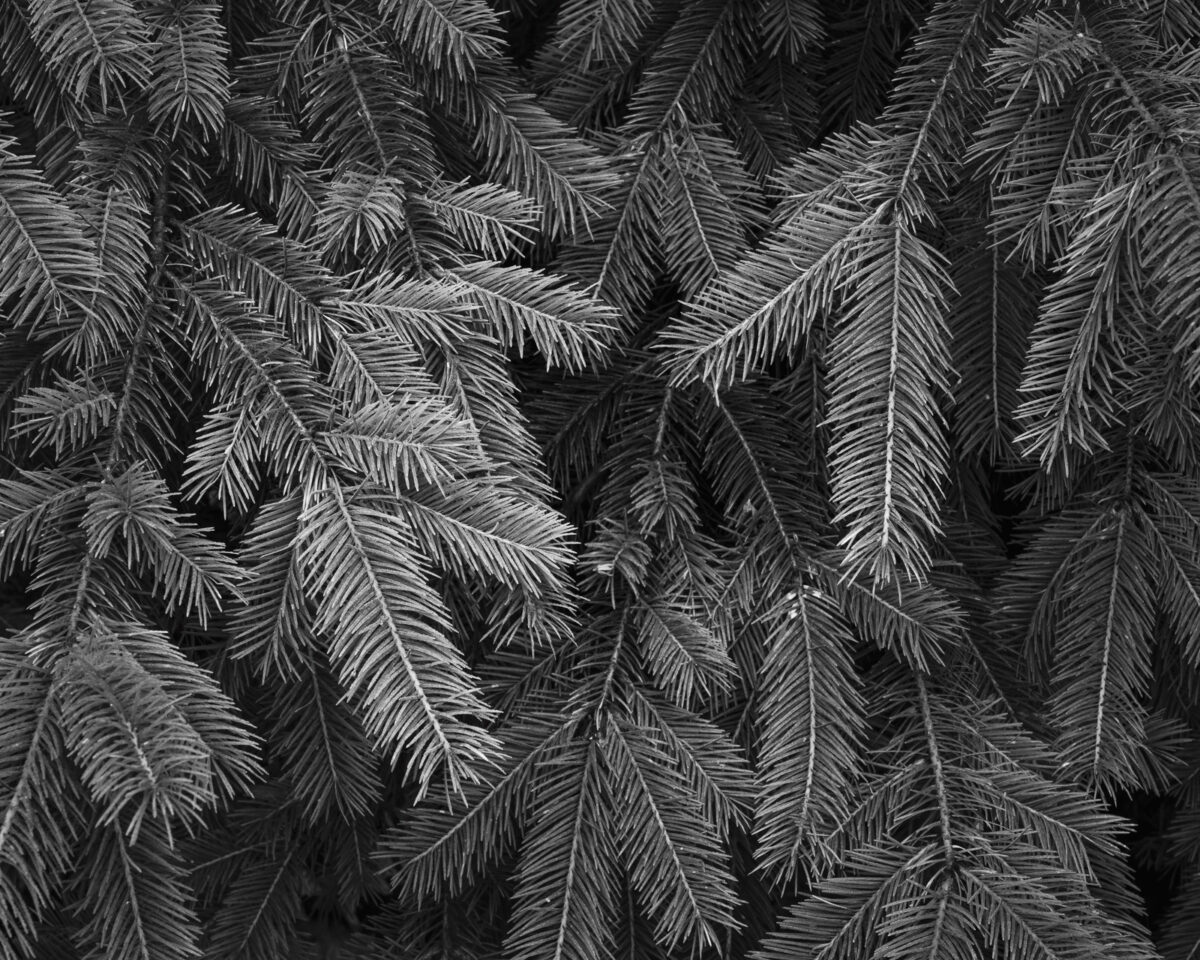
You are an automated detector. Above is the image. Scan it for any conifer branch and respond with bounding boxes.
[2,2,1197,957]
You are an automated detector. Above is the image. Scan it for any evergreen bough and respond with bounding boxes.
[1,0,1199,958]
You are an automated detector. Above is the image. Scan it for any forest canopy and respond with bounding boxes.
[2,0,1200,958]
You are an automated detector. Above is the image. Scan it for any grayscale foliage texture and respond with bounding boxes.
[1,0,1200,958]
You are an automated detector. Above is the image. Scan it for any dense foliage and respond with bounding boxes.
[2,0,1200,957]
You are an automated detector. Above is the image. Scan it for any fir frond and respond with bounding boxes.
[440,64,618,237]
[1143,472,1200,667]
[769,667,1156,960]
[504,738,619,960]
[612,881,672,960]
[321,398,480,492]
[11,377,115,458]
[443,261,617,371]
[425,324,558,498]
[216,95,320,232]
[96,621,263,801]
[324,328,445,421]
[660,173,861,386]
[728,52,818,179]
[1126,324,1200,474]
[378,0,503,80]
[201,827,308,960]
[5,2,1200,956]
[423,180,539,259]
[0,469,82,579]
[581,517,654,590]
[59,614,261,811]
[302,11,435,178]
[331,273,475,353]
[71,819,201,960]
[820,0,918,129]
[54,625,217,841]
[552,0,653,71]
[1135,145,1200,385]
[951,862,1107,960]
[625,686,754,835]
[228,491,313,679]
[623,0,755,131]
[381,715,571,902]
[755,842,942,960]
[754,586,863,881]
[25,0,150,110]
[0,641,79,960]
[0,330,43,442]
[394,480,575,594]
[554,138,663,317]
[0,134,101,336]
[701,383,826,549]
[825,217,952,584]
[633,595,736,706]
[86,304,190,471]
[334,274,555,496]
[965,727,1126,882]
[82,463,243,628]
[870,869,979,960]
[974,93,1091,261]
[947,235,1038,462]
[315,171,410,262]
[605,708,741,951]
[177,277,330,498]
[629,454,701,546]
[59,172,151,365]
[0,1,78,128]
[177,205,336,360]
[143,0,230,136]
[1013,170,1139,468]
[299,487,503,798]
[265,653,381,822]
[1047,501,1168,792]
[1161,869,1200,960]
[758,0,824,62]
[879,0,1001,186]
[178,401,266,516]
[656,125,759,299]
[812,556,966,671]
